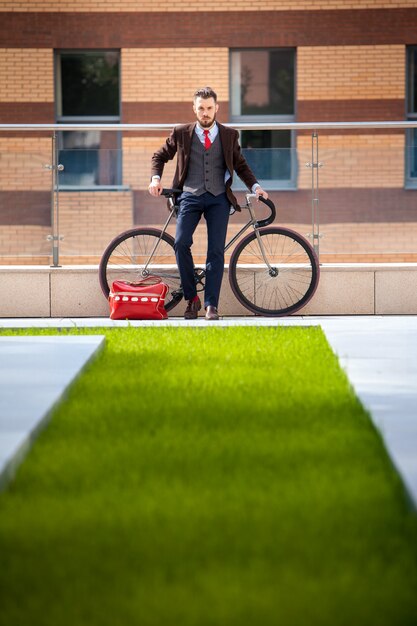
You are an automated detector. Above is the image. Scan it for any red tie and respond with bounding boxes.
[203,129,212,149]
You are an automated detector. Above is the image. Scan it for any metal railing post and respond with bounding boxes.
[45,132,64,267]
[306,130,322,261]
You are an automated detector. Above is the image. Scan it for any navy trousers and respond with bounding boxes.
[174,191,230,308]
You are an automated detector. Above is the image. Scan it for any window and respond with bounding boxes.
[230,49,296,189]
[55,50,122,188]
[407,47,417,187]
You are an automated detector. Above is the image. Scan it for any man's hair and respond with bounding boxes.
[193,87,217,103]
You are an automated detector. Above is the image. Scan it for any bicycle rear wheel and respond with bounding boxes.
[99,228,183,312]
[229,227,319,316]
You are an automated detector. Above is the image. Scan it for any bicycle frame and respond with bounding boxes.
[225,195,275,272]
[142,193,275,273]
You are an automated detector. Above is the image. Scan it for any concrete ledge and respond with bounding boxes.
[1,264,417,317]
[0,269,50,317]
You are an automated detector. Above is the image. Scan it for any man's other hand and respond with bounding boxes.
[148,179,163,197]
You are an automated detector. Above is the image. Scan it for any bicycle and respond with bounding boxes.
[99,189,320,316]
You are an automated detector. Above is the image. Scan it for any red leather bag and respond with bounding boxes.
[109,277,169,320]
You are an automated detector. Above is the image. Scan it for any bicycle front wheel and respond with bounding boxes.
[229,227,319,316]
[99,228,182,312]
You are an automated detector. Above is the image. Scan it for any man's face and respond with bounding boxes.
[193,96,219,128]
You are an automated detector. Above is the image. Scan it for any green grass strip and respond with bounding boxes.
[0,326,416,626]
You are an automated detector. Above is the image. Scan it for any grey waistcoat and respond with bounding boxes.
[183,132,226,196]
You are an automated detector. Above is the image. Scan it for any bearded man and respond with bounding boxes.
[149,86,268,320]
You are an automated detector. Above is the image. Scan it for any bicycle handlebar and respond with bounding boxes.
[253,195,276,228]
[161,188,276,227]
[161,188,182,197]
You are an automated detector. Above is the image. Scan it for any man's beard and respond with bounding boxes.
[198,113,216,128]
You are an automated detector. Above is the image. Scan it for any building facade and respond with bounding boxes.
[0,1,417,262]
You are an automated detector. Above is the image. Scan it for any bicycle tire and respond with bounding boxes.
[99,227,183,312]
[229,226,319,316]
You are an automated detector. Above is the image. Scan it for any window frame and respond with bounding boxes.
[405,46,417,189]
[229,47,297,190]
[54,49,124,191]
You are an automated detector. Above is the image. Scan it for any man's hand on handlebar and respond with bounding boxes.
[148,178,163,197]
[255,186,269,201]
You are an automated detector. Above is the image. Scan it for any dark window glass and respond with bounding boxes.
[241,129,291,150]
[56,50,121,187]
[58,131,121,187]
[407,128,417,180]
[232,50,294,116]
[60,52,119,117]
[240,130,292,180]
[408,48,417,115]
[231,49,295,186]
[407,48,417,185]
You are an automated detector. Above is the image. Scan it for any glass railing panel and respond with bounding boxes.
[0,136,53,264]
[53,142,339,265]
[308,132,416,262]
[2,126,417,266]
[56,147,125,264]
[56,136,178,264]
[219,146,303,263]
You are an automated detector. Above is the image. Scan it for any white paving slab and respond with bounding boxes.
[0,316,416,506]
[0,335,105,489]
[318,317,417,506]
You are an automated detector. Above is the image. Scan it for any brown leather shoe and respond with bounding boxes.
[184,296,201,319]
[205,305,219,321]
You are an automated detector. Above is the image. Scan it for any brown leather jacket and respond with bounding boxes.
[151,122,258,211]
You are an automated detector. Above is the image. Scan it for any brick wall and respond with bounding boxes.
[0,190,133,264]
[0,138,52,190]
[314,222,417,263]
[0,3,416,264]
[122,48,229,103]
[1,10,417,49]
[0,1,415,11]
[0,49,54,102]
[0,225,50,264]
[297,45,405,101]
[297,134,405,189]
[122,136,176,190]
[58,191,133,263]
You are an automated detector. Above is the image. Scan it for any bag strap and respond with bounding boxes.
[123,275,162,287]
